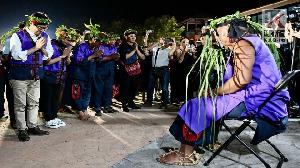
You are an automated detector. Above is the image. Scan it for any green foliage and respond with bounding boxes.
[67,28,81,42]
[28,15,52,25]
[187,36,226,100]
[84,19,101,40]
[209,11,246,29]
[144,15,185,43]
[55,25,68,39]
[0,26,19,45]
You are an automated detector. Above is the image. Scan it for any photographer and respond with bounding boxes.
[144,36,176,109]
[283,8,300,115]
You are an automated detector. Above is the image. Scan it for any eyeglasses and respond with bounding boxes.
[36,25,48,31]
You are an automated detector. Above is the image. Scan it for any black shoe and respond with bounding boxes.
[95,109,102,116]
[122,106,129,112]
[10,122,17,129]
[143,102,152,107]
[27,126,49,136]
[160,104,168,109]
[18,130,30,142]
[103,106,116,113]
[128,104,141,109]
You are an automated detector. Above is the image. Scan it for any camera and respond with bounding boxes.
[288,7,300,30]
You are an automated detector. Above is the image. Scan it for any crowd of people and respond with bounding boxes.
[0,12,204,142]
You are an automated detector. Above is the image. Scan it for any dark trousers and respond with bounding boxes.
[73,79,92,111]
[40,79,63,121]
[92,63,115,110]
[147,66,170,105]
[3,66,15,123]
[6,77,15,122]
[120,70,138,107]
[0,68,5,117]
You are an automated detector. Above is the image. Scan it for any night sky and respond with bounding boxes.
[0,0,281,37]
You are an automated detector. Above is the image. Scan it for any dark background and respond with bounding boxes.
[0,0,281,37]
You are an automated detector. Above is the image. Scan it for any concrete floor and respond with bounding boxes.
[1,100,300,168]
[0,101,177,168]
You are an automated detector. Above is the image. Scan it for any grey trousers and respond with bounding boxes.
[9,80,40,130]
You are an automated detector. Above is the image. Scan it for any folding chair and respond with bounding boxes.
[204,70,300,168]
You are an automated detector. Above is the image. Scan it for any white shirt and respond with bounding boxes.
[10,27,53,61]
[152,47,170,67]
[2,38,10,55]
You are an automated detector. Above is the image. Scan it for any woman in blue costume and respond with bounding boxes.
[157,14,290,166]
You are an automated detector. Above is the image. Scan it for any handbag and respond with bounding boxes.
[124,60,141,76]
[71,81,81,100]
[112,84,120,98]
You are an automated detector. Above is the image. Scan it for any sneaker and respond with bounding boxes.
[18,130,30,142]
[54,118,66,127]
[0,115,8,122]
[45,120,60,129]
[95,109,103,116]
[28,126,50,135]
[103,106,117,113]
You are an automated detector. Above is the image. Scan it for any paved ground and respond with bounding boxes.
[114,119,300,168]
[1,99,300,168]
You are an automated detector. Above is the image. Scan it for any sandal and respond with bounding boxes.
[205,141,222,152]
[157,148,202,166]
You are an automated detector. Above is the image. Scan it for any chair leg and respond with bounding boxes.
[205,120,271,168]
[234,133,271,168]
[204,120,250,166]
[247,125,288,164]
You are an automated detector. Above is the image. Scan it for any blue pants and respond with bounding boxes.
[147,66,170,105]
[74,79,92,111]
[92,62,115,110]
[0,68,5,117]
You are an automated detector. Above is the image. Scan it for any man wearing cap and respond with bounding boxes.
[9,12,53,141]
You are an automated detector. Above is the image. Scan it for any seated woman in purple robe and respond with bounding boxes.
[157,16,290,166]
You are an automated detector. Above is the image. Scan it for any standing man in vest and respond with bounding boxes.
[10,12,53,141]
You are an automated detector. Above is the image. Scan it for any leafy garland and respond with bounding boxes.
[55,25,68,39]
[28,15,52,25]
[67,28,81,42]
[55,25,81,42]
[209,11,281,67]
[84,19,102,41]
[84,19,120,43]
[0,25,19,45]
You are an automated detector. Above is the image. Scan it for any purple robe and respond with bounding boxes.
[178,35,290,134]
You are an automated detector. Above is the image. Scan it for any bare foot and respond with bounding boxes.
[158,149,202,166]
[158,150,181,164]
[78,111,84,120]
